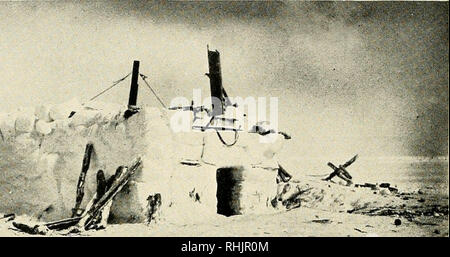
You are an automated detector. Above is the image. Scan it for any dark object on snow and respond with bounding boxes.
[356,183,378,190]
[277,163,292,183]
[0,213,15,221]
[68,111,76,118]
[124,106,140,119]
[12,222,47,235]
[146,193,162,223]
[72,142,94,217]
[189,188,201,203]
[394,218,402,226]
[380,183,390,188]
[311,219,331,224]
[324,155,357,186]
[181,159,201,166]
[45,217,82,230]
[388,187,399,193]
[354,228,367,233]
[278,131,291,140]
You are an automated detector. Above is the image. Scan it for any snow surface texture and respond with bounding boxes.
[0,100,282,224]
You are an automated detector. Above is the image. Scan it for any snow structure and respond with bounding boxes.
[0,99,285,224]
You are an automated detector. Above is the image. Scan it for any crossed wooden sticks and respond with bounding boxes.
[323,154,358,186]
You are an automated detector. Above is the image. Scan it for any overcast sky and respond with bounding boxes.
[0,1,448,157]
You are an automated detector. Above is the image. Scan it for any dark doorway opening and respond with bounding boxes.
[216,166,244,216]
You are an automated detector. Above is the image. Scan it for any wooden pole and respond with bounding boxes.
[71,143,94,217]
[128,60,140,107]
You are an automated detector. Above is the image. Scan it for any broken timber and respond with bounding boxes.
[72,142,94,217]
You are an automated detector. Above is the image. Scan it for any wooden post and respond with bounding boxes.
[128,60,140,107]
[206,46,225,116]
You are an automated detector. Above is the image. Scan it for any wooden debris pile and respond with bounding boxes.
[9,142,143,235]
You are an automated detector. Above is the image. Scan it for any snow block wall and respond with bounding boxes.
[0,100,282,224]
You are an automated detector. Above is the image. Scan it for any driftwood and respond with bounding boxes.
[72,142,94,217]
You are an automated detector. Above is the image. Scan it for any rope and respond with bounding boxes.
[216,129,239,147]
[89,73,131,101]
[200,135,216,166]
[139,73,167,109]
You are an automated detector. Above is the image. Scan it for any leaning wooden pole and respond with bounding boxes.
[71,142,94,217]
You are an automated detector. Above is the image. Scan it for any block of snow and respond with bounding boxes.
[35,120,53,135]
[15,133,37,149]
[34,104,52,122]
[49,98,82,120]
[69,109,102,127]
[0,112,17,140]
[15,113,36,134]
[54,119,69,130]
